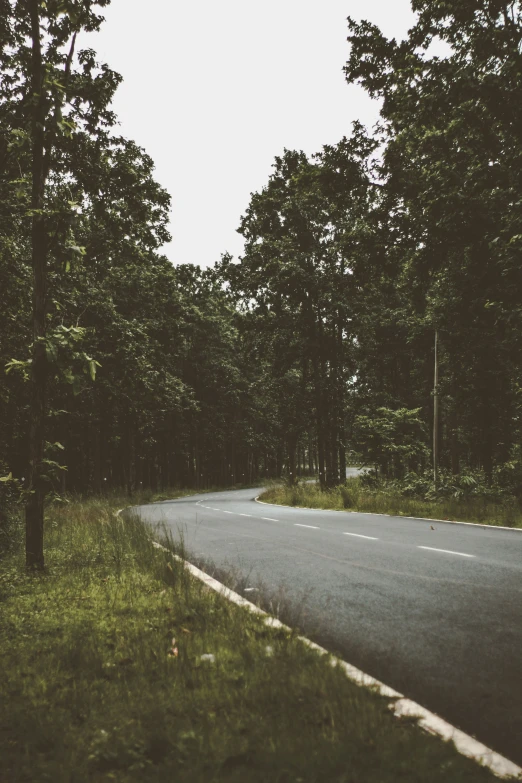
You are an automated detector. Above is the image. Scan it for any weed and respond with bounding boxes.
[0,494,510,781]
[262,477,522,528]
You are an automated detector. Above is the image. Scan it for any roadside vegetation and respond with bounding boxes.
[260,471,522,529]
[4,2,522,572]
[0,496,510,782]
[2,3,522,778]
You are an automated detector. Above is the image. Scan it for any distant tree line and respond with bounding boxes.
[2,1,522,566]
[219,0,522,489]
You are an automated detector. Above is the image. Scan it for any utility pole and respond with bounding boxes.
[433,330,439,485]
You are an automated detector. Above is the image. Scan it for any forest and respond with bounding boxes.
[2,1,522,567]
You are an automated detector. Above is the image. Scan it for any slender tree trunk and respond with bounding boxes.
[317,432,326,489]
[481,396,494,484]
[126,419,135,496]
[92,421,101,494]
[433,330,439,485]
[339,440,346,484]
[25,1,47,569]
[336,280,346,485]
[325,429,334,487]
[287,435,297,485]
[449,388,460,475]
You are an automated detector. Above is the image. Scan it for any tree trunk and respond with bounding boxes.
[25,0,47,569]
[339,440,346,484]
[287,435,297,485]
[317,432,326,489]
[433,330,439,485]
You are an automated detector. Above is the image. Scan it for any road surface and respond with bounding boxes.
[133,482,522,766]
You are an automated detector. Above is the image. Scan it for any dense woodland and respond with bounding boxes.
[2,1,522,565]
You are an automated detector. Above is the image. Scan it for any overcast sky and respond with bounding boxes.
[90,1,418,268]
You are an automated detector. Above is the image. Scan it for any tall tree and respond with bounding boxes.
[2,0,119,566]
[345,0,522,480]
[220,131,375,486]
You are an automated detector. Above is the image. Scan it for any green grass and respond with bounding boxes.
[0,495,514,782]
[260,478,522,528]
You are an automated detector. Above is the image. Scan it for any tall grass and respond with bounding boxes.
[261,477,522,528]
[0,495,510,781]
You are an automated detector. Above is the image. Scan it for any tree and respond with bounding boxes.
[219,132,379,486]
[355,407,428,478]
[1,0,120,566]
[345,1,522,481]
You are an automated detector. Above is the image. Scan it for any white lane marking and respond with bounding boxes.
[221,510,234,514]
[239,513,252,517]
[262,517,279,522]
[418,546,475,558]
[343,532,379,540]
[295,523,319,530]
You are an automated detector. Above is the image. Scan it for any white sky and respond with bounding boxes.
[90,1,418,268]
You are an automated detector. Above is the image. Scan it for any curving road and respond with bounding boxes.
[133,481,522,766]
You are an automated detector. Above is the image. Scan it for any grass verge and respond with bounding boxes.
[260,478,522,528]
[0,494,514,782]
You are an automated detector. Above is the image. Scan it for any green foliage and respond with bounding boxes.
[344,1,522,482]
[2,0,522,544]
[355,408,429,476]
[262,475,522,529]
[0,460,23,555]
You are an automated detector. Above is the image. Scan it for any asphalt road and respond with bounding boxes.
[133,480,522,766]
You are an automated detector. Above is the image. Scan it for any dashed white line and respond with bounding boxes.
[295,523,319,530]
[262,517,279,522]
[239,513,252,517]
[418,546,475,558]
[343,532,379,540]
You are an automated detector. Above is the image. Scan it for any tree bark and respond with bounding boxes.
[339,440,346,484]
[287,435,297,485]
[25,0,47,569]
[433,330,439,485]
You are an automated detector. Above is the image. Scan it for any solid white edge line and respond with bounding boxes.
[116,506,522,780]
[343,532,379,540]
[254,496,522,533]
[418,546,475,558]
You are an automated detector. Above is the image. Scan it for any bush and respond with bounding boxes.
[0,462,23,556]
[495,447,522,500]
[340,484,360,509]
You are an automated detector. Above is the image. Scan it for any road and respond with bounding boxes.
[133,481,522,766]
